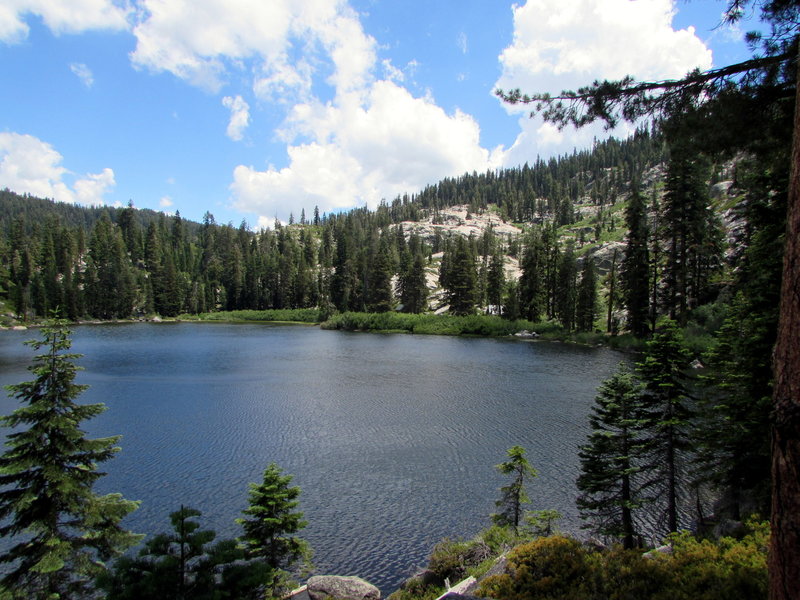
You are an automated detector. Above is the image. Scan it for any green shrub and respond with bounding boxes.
[412,318,462,336]
[477,525,768,600]
[480,525,523,554]
[606,333,646,351]
[429,538,492,584]
[386,577,443,600]
[650,525,768,600]
[589,546,670,600]
[478,536,591,600]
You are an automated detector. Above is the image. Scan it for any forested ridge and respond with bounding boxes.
[0,126,733,331]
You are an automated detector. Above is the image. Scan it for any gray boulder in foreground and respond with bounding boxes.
[307,575,381,600]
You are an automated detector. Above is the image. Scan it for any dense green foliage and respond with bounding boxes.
[0,322,141,598]
[620,180,650,338]
[321,311,556,337]
[477,523,768,600]
[498,4,795,595]
[98,473,309,599]
[97,506,269,600]
[577,320,724,546]
[182,308,324,323]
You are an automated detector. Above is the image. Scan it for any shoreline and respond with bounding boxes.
[1,311,643,351]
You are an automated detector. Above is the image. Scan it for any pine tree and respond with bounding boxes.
[399,248,428,314]
[692,156,785,521]
[577,367,646,548]
[99,506,266,600]
[659,151,721,323]
[442,236,477,315]
[0,321,141,597]
[692,299,772,522]
[518,232,545,322]
[576,256,597,332]
[118,200,142,263]
[503,281,521,321]
[8,216,33,320]
[237,463,310,594]
[331,232,355,312]
[486,251,506,315]
[366,232,395,312]
[621,181,650,337]
[636,318,693,534]
[554,244,577,330]
[492,446,538,533]
[85,214,135,319]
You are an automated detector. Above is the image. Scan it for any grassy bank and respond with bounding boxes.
[4,306,648,350]
[177,308,324,324]
[174,309,647,349]
[322,311,561,338]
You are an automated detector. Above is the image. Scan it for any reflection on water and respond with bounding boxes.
[0,323,624,593]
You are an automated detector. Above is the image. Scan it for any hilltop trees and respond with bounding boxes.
[0,133,674,323]
[0,321,141,598]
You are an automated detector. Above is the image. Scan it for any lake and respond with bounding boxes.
[0,322,624,593]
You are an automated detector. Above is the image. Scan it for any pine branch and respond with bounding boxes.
[496,51,795,129]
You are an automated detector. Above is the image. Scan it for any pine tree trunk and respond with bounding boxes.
[621,471,635,549]
[620,418,636,549]
[769,40,800,600]
[666,427,678,534]
[607,249,617,333]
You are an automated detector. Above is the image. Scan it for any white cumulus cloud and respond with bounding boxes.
[70,62,94,87]
[494,0,714,165]
[231,80,502,220]
[73,168,115,203]
[222,95,250,141]
[0,0,130,43]
[129,0,376,96]
[0,132,115,204]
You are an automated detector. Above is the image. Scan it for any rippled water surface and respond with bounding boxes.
[0,323,624,593]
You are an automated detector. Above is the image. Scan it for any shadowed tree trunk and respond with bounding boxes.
[769,39,800,600]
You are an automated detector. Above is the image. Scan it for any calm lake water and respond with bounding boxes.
[0,323,624,593]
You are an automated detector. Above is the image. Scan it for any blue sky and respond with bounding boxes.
[0,0,760,227]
